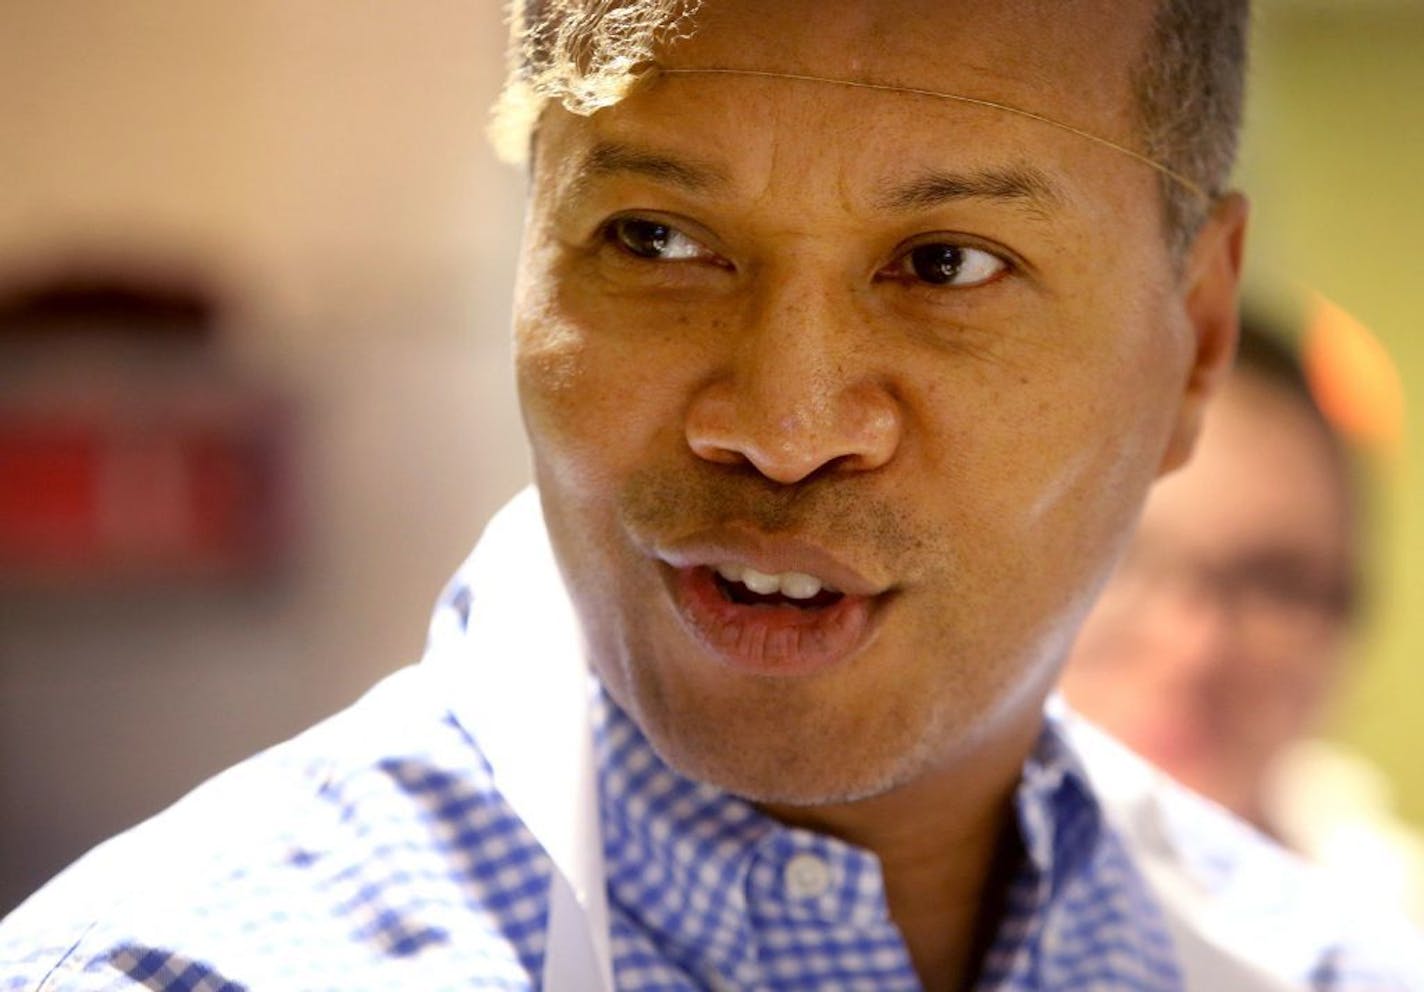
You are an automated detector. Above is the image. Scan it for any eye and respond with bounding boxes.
[886,242,1008,288]
[604,216,712,261]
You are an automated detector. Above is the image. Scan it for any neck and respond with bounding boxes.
[758,717,1041,991]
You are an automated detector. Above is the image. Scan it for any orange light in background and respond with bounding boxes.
[1303,293,1407,461]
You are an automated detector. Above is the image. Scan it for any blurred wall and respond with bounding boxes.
[0,2,527,910]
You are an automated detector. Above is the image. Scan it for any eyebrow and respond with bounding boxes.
[876,165,1064,213]
[568,141,731,200]
[565,141,1062,218]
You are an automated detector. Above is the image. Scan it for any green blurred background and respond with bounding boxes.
[1248,0,1424,826]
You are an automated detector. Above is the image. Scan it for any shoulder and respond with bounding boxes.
[1055,703,1424,992]
[0,665,549,991]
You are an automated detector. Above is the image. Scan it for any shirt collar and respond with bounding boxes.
[1017,710,1104,893]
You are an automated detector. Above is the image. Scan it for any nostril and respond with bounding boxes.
[688,431,892,485]
[688,434,752,467]
[684,369,902,482]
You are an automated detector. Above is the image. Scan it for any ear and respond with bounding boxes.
[1158,192,1250,476]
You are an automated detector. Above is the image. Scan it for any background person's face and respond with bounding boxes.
[514,0,1244,805]
[1062,374,1356,824]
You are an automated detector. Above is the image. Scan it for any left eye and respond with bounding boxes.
[889,243,1007,287]
[604,217,711,261]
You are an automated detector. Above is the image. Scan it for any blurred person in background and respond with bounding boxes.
[1061,315,1424,923]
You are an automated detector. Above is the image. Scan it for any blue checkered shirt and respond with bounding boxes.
[0,668,1177,991]
[593,684,1181,991]
[4,495,1422,990]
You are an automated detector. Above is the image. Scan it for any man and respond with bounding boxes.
[2,1,1420,990]
[1061,319,1424,920]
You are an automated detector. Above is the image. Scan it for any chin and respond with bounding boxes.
[598,616,979,808]
[662,742,910,807]
[624,677,937,807]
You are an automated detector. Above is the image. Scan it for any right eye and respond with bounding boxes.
[882,241,1008,289]
[603,216,713,261]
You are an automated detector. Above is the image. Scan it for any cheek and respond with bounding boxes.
[947,372,1161,580]
[925,351,1185,681]
[516,299,722,524]
[516,236,618,473]
[516,315,604,494]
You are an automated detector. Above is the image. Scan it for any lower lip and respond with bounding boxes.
[668,566,879,676]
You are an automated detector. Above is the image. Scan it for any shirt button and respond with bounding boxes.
[783,852,833,899]
[707,973,739,992]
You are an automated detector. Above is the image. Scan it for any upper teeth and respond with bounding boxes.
[715,562,830,600]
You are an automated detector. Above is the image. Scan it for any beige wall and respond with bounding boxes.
[0,2,528,908]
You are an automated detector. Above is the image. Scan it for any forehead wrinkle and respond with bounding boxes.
[566,139,732,206]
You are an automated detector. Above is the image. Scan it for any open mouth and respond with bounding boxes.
[667,561,877,675]
[654,535,885,675]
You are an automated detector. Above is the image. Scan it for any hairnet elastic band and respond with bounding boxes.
[656,66,1209,201]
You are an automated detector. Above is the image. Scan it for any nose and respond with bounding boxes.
[683,275,902,484]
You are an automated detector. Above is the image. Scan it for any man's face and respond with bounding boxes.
[1062,375,1355,822]
[514,0,1243,805]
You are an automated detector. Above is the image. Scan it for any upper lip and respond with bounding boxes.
[654,527,889,598]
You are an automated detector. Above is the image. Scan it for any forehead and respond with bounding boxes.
[658,0,1155,145]
[531,0,1167,235]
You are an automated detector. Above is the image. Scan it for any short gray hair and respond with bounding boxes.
[1133,0,1250,256]
[489,0,701,163]
[492,0,1249,254]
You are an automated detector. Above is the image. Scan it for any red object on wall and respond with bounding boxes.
[0,420,98,564]
[0,274,296,587]
[0,412,289,582]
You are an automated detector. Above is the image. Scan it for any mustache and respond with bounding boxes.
[619,461,930,565]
